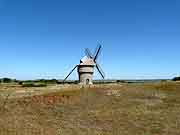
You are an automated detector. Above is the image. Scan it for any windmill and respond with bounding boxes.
[63,44,105,85]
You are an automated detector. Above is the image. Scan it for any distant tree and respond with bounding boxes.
[19,81,23,85]
[172,77,180,81]
[116,80,126,83]
[2,78,12,83]
[47,79,58,84]
[37,79,58,84]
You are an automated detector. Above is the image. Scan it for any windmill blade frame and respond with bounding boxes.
[63,65,78,82]
[93,44,101,57]
[96,63,105,79]
[94,44,102,61]
[85,48,93,59]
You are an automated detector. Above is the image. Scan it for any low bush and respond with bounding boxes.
[22,82,47,87]
[172,77,180,81]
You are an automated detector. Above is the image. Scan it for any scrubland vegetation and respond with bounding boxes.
[0,81,180,135]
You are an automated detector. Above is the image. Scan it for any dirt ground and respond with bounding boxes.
[0,82,180,135]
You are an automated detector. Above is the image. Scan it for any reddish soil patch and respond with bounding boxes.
[27,93,81,106]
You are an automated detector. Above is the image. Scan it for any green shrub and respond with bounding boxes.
[22,82,47,87]
[172,77,180,81]
[22,83,34,87]
[34,83,47,87]
[1,78,12,83]
[116,80,126,83]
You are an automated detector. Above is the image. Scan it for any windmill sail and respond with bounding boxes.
[94,44,102,61]
[63,65,78,82]
[96,63,105,79]
[85,48,93,58]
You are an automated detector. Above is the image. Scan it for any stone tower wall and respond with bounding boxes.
[78,65,94,85]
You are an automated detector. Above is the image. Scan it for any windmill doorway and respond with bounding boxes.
[86,79,90,85]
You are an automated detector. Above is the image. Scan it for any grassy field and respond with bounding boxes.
[0,82,180,135]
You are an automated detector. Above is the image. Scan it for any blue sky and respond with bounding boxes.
[0,0,180,80]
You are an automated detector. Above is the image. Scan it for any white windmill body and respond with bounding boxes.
[64,44,105,85]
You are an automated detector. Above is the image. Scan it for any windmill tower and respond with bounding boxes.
[63,44,105,85]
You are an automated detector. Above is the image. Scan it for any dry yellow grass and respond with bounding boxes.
[0,82,180,135]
